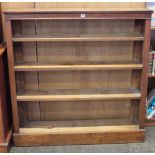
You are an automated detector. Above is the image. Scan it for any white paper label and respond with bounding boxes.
[81,14,86,18]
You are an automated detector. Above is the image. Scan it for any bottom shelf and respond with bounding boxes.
[13,125,144,146]
[19,124,140,134]
[21,119,137,128]
[14,119,144,146]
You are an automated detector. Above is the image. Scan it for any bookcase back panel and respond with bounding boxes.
[18,100,139,122]
[13,41,142,64]
[12,20,36,35]
[14,42,37,63]
[12,19,142,36]
[36,20,135,35]
[15,70,139,91]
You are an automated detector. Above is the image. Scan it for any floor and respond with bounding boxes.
[11,127,155,153]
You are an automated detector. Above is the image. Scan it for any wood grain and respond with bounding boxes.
[17,89,141,101]
[3,9,152,145]
[13,128,144,146]
[12,34,144,42]
[139,19,151,129]
[0,44,12,152]
[5,20,19,132]
[14,42,135,65]
[14,63,143,71]
[35,2,146,9]
[21,118,138,127]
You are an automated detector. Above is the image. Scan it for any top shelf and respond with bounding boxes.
[12,34,144,42]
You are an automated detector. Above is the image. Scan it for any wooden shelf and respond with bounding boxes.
[14,62,143,71]
[19,125,140,134]
[3,8,151,13]
[17,88,141,101]
[13,124,144,146]
[151,27,155,30]
[148,74,155,78]
[144,119,155,127]
[12,34,144,42]
[21,119,137,128]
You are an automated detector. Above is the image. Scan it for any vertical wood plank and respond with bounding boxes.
[139,19,151,129]
[5,20,19,132]
[0,57,5,143]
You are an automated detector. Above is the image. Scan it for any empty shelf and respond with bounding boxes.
[17,88,141,101]
[21,119,137,128]
[14,62,143,71]
[15,124,144,145]
[12,34,144,42]
[20,125,141,134]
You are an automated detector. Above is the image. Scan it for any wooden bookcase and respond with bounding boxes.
[4,9,152,146]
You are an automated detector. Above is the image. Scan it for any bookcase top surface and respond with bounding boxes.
[3,8,153,14]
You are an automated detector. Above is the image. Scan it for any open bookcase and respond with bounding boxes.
[4,9,152,146]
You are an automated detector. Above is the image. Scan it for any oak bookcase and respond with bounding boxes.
[4,9,152,146]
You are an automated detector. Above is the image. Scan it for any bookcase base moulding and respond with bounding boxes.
[4,9,152,146]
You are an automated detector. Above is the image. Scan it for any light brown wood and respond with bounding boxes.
[12,34,144,42]
[19,125,141,134]
[1,2,34,10]
[13,129,144,146]
[17,93,141,101]
[139,19,151,129]
[1,2,146,11]
[0,43,6,55]
[3,8,151,14]
[14,63,143,71]
[16,88,141,101]
[20,119,137,127]
[5,20,19,133]
[0,128,12,153]
[35,2,146,9]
